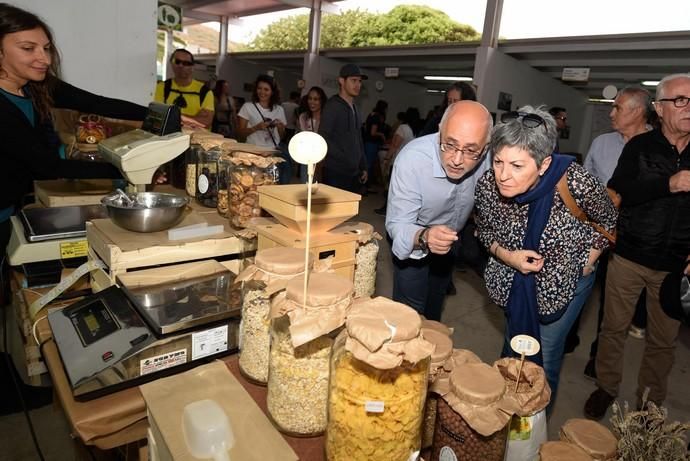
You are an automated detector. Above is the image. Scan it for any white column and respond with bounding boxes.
[302,0,323,94]
[163,28,174,80]
[217,15,229,77]
[475,0,504,103]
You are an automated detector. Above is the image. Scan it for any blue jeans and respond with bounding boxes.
[502,270,596,407]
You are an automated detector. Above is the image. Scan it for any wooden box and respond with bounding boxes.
[258,184,361,235]
[256,222,360,281]
[34,179,113,207]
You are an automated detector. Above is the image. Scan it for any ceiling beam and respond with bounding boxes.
[182,9,222,22]
[276,0,340,13]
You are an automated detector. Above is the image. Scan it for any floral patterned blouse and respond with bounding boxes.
[474,162,618,321]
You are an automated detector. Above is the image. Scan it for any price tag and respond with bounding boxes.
[364,401,385,413]
[60,240,88,259]
[510,334,540,356]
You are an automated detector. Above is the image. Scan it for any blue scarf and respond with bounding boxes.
[504,154,574,365]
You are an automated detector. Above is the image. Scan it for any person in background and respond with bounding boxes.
[474,106,617,405]
[318,63,368,193]
[419,81,477,137]
[374,110,415,215]
[386,101,493,321]
[576,87,652,376]
[584,73,690,420]
[548,106,568,152]
[0,2,150,257]
[296,86,327,182]
[211,79,236,138]
[363,99,388,189]
[154,49,214,128]
[282,90,300,143]
[237,74,289,182]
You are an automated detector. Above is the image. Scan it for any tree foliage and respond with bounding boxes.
[245,5,479,51]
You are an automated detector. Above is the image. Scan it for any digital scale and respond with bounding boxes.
[48,267,241,401]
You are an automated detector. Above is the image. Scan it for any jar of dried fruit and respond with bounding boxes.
[196,146,222,207]
[420,327,453,451]
[226,151,280,228]
[325,297,434,461]
[235,247,313,385]
[431,362,520,461]
[267,272,353,436]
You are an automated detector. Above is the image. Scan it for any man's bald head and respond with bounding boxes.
[438,101,493,180]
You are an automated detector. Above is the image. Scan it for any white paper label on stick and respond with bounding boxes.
[192,325,228,360]
[197,174,209,194]
[140,349,187,376]
[365,400,385,413]
[439,446,458,461]
[510,334,540,356]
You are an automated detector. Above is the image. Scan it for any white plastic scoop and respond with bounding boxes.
[182,399,234,461]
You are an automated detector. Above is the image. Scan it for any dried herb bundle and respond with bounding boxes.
[609,390,690,461]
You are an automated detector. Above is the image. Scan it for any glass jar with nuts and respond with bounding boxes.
[228,163,279,228]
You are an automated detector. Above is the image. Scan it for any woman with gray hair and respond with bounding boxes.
[474,105,618,404]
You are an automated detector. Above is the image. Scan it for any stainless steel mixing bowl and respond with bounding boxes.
[101,192,189,233]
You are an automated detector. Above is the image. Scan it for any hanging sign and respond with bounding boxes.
[158,2,182,31]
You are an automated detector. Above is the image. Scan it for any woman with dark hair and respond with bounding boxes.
[474,105,618,406]
[363,99,388,185]
[211,79,235,138]
[419,81,477,136]
[237,74,286,147]
[0,2,150,255]
[297,86,326,133]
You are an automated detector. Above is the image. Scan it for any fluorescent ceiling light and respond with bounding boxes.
[588,98,615,103]
[424,76,472,81]
[642,81,660,86]
[426,89,443,93]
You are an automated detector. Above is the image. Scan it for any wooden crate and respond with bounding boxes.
[86,221,254,290]
[256,223,358,282]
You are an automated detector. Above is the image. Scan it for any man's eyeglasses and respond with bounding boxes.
[173,94,187,108]
[439,142,484,161]
[173,58,194,67]
[500,111,546,128]
[657,96,690,108]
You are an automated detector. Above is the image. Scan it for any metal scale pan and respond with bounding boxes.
[19,205,107,242]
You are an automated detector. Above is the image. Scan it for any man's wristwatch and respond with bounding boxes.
[417,227,430,252]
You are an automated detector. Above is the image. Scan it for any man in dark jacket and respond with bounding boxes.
[585,73,690,419]
[318,64,368,193]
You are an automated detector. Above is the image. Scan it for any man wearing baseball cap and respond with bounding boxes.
[318,63,369,193]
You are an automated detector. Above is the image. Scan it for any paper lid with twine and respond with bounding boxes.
[420,317,453,337]
[343,297,434,370]
[422,328,453,371]
[270,272,353,348]
[430,348,482,394]
[493,357,551,416]
[335,221,382,244]
[235,248,324,296]
[539,441,594,461]
[560,419,617,460]
[438,362,520,436]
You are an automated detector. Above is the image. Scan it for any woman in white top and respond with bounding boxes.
[237,74,286,148]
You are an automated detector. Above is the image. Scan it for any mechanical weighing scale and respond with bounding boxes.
[7,103,189,278]
[48,264,241,400]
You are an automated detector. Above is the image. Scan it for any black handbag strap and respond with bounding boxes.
[252,102,279,147]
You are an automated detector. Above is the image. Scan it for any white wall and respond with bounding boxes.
[474,47,590,154]
[20,0,158,105]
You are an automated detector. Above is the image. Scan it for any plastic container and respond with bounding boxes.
[266,272,353,436]
[228,162,279,228]
[431,362,519,461]
[182,399,234,461]
[325,297,434,460]
[420,327,453,450]
[196,147,222,207]
[236,247,312,385]
[217,154,232,216]
[185,145,201,197]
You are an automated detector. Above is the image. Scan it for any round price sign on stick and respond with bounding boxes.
[288,132,328,307]
[510,334,540,392]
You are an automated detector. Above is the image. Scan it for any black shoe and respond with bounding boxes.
[584,358,597,381]
[446,281,457,296]
[584,388,615,420]
[564,335,580,354]
[374,206,386,216]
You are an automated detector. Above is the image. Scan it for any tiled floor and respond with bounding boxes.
[2,188,689,460]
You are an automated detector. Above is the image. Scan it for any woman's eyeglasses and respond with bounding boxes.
[173,58,194,67]
[500,111,546,128]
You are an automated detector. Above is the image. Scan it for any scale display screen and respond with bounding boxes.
[69,299,120,346]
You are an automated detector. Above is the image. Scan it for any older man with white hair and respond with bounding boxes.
[585,73,690,420]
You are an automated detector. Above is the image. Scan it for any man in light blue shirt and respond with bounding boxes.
[386,101,492,320]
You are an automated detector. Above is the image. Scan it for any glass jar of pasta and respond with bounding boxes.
[325,297,434,461]
[235,247,313,385]
[266,272,353,436]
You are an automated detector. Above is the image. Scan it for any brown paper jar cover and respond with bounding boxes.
[235,248,314,288]
[494,357,551,416]
[539,441,594,461]
[422,328,453,371]
[560,418,618,460]
[286,272,353,307]
[344,297,434,369]
[440,362,520,436]
[430,348,482,395]
[420,318,453,337]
